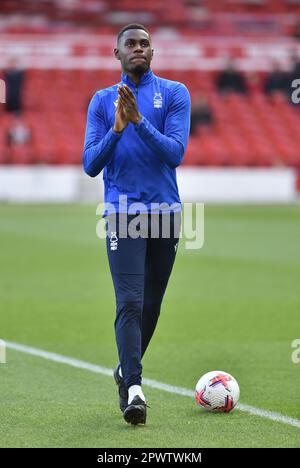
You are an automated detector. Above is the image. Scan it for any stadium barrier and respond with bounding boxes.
[0,166,296,203]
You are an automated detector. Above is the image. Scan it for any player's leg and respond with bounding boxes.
[141,212,181,358]
[106,214,146,389]
[106,213,148,423]
[113,273,145,388]
[141,276,169,358]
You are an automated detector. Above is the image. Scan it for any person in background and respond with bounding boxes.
[190,93,213,135]
[293,21,300,41]
[216,60,248,95]
[286,53,300,105]
[263,61,289,98]
[4,57,25,114]
[5,114,32,163]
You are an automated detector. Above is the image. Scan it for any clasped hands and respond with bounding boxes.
[113,84,142,133]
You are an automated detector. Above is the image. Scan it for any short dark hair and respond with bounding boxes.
[117,23,151,44]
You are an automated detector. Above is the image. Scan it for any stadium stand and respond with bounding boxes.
[0,0,300,168]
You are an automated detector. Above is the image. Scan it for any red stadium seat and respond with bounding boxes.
[1,66,300,168]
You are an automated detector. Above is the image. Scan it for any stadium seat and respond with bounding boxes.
[2,67,300,168]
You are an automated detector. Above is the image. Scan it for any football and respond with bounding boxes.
[195,370,240,413]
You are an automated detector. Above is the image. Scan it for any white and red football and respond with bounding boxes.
[195,370,240,413]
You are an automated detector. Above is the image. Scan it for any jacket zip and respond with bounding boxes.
[135,84,138,108]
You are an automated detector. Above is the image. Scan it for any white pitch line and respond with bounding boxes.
[5,340,300,430]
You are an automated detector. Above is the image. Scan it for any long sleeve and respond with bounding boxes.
[134,83,191,169]
[83,93,122,177]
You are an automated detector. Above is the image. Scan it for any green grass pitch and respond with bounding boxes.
[0,203,300,448]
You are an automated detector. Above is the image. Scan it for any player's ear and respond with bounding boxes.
[151,48,154,59]
[114,48,120,61]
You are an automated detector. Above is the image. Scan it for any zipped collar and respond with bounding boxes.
[121,69,154,89]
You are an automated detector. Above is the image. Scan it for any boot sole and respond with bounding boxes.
[123,404,146,425]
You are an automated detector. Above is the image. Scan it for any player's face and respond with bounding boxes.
[114,29,153,75]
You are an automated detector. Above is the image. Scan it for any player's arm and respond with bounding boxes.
[119,83,191,169]
[82,93,127,177]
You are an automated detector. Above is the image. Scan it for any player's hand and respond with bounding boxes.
[117,84,142,125]
[113,98,129,133]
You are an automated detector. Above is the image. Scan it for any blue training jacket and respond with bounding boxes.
[83,69,191,215]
